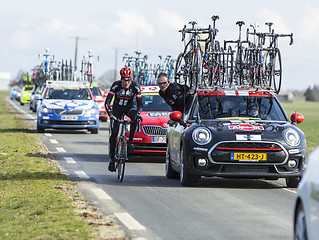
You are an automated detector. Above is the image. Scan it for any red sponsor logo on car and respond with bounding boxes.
[228,124,264,131]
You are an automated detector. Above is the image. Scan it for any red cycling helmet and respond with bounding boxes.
[120,67,133,79]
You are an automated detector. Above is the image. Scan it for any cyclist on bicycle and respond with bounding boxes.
[105,67,143,172]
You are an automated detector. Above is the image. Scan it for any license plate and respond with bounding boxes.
[152,136,166,143]
[231,152,267,161]
[61,116,78,120]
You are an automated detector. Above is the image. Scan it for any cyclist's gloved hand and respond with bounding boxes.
[110,115,117,122]
[137,115,143,122]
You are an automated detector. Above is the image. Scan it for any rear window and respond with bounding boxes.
[191,95,287,121]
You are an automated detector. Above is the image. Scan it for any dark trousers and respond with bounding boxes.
[109,106,138,160]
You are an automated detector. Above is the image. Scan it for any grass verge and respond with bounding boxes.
[0,91,126,239]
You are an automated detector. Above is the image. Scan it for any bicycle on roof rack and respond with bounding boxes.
[262,22,293,94]
[245,22,293,93]
[202,15,234,88]
[224,21,251,87]
[175,21,211,92]
[80,50,99,83]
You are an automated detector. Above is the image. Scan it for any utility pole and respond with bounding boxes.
[69,36,87,79]
[114,48,118,82]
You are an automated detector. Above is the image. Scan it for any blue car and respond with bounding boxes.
[36,81,99,134]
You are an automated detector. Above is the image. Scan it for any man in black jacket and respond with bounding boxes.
[157,72,190,125]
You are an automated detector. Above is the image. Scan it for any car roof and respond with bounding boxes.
[46,80,90,89]
[195,87,275,97]
[140,86,160,94]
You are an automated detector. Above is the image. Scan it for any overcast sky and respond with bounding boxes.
[1,0,318,91]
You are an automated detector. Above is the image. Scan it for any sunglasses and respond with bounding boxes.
[158,81,168,85]
[122,78,132,82]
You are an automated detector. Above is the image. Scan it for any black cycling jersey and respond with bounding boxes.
[105,80,143,116]
[159,82,190,112]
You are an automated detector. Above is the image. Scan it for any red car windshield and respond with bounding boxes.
[90,86,102,96]
[142,95,171,112]
[191,95,287,121]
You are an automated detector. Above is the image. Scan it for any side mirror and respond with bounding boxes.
[170,111,182,121]
[290,113,304,124]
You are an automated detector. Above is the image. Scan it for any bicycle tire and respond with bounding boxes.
[272,49,282,94]
[193,45,203,90]
[117,138,126,182]
[225,46,234,86]
[175,52,188,85]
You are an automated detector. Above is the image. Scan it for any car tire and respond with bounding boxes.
[90,128,98,134]
[165,146,179,179]
[294,203,308,240]
[20,102,24,106]
[286,176,301,188]
[180,148,197,186]
[36,121,45,133]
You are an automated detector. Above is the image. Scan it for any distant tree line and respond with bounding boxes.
[304,85,319,101]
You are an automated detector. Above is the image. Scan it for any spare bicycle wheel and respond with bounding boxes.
[272,49,282,94]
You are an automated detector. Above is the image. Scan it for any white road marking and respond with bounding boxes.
[261,180,297,194]
[64,157,76,164]
[45,133,52,137]
[283,188,297,194]
[49,139,58,144]
[90,188,112,200]
[114,212,146,230]
[56,147,66,152]
[74,171,90,179]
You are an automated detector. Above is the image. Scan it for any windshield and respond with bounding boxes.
[45,88,92,100]
[191,95,287,121]
[90,86,102,96]
[24,86,34,91]
[142,94,172,111]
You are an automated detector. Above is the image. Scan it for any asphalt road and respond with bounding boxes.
[9,99,297,240]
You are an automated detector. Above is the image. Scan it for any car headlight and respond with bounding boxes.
[85,108,98,116]
[283,128,300,147]
[192,127,212,145]
[42,107,53,114]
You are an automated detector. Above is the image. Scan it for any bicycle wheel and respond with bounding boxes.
[117,139,126,182]
[224,46,234,86]
[272,49,282,94]
[264,49,282,93]
[193,45,203,89]
[175,52,188,86]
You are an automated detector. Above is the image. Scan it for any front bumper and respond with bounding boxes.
[131,132,167,155]
[185,141,305,178]
[38,113,99,129]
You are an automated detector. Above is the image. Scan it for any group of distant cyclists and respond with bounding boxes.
[105,67,190,172]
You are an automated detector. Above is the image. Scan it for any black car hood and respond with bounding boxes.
[190,119,302,143]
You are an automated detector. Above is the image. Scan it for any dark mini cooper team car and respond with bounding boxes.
[36,81,99,134]
[166,88,306,187]
[126,86,172,156]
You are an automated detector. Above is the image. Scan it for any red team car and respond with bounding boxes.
[126,86,172,156]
